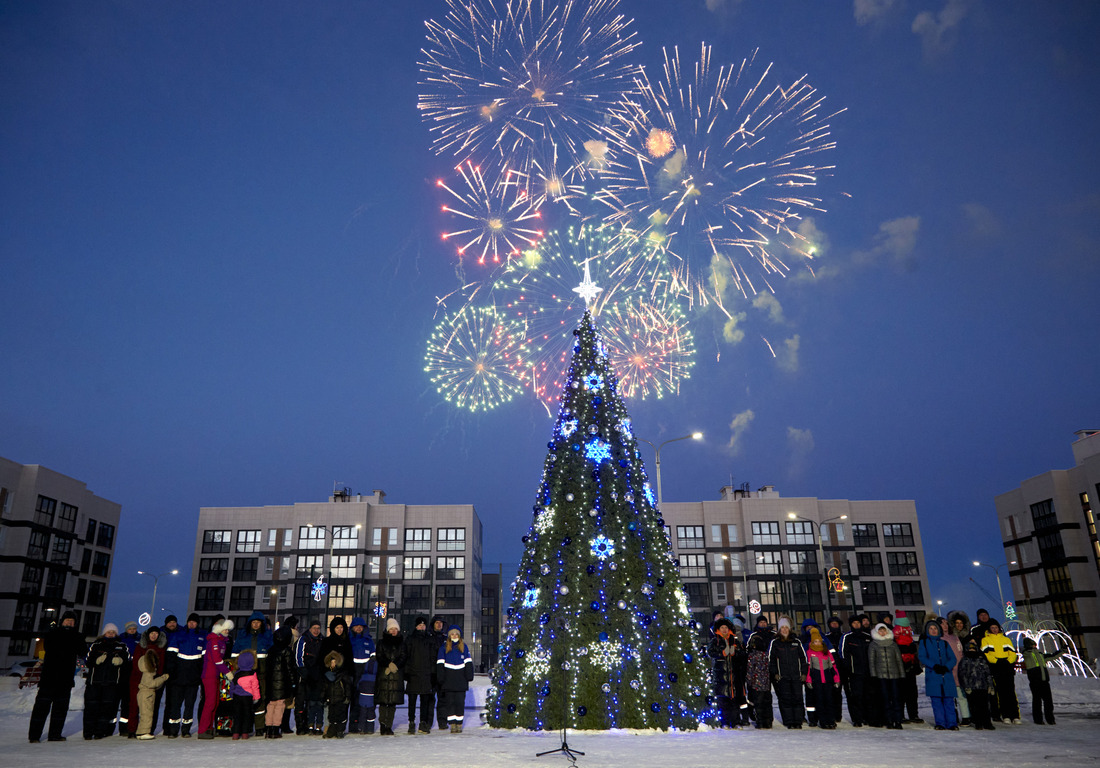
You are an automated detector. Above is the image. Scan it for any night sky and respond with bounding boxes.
[2,1,1097,627]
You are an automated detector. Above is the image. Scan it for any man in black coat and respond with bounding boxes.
[29,610,86,742]
[429,615,447,730]
[839,614,872,727]
[404,616,437,734]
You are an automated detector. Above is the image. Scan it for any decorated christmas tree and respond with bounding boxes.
[486,298,710,731]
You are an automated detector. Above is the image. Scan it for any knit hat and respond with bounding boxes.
[894,610,910,628]
[125,621,139,631]
[164,614,178,626]
[283,615,300,630]
[777,616,792,630]
[237,650,256,672]
[808,626,824,652]
[102,622,119,636]
[309,619,322,629]
[848,614,862,628]
[386,618,400,632]
[187,613,200,625]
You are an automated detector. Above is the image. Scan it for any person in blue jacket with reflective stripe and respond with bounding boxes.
[348,617,376,733]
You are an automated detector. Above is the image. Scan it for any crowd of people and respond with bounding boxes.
[707,607,1063,732]
[26,610,473,743]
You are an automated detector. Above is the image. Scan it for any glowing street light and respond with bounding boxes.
[137,569,178,620]
[637,432,703,508]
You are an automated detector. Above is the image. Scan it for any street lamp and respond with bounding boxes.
[137,569,178,620]
[306,522,363,625]
[973,561,1008,616]
[722,554,751,612]
[637,432,703,508]
[787,513,847,617]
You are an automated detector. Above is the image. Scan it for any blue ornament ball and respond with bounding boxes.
[669,672,678,683]
[628,521,637,531]
[540,613,550,625]
[683,652,694,664]
[656,578,665,588]
[516,649,525,659]
[577,706,587,716]
[593,396,602,405]
[590,600,601,612]
[651,702,661,713]
[586,564,595,574]
[507,703,516,713]
[563,536,572,546]
[598,631,609,642]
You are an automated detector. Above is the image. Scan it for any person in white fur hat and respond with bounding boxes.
[197,619,234,738]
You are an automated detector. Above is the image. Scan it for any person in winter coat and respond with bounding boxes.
[115,620,141,733]
[970,608,994,645]
[768,616,807,729]
[278,615,300,734]
[944,611,971,726]
[745,617,774,728]
[295,619,325,734]
[234,610,274,732]
[981,620,1020,723]
[799,618,828,726]
[429,615,449,731]
[892,611,922,723]
[229,650,260,740]
[164,612,205,738]
[1020,637,1063,725]
[436,625,474,733]
[824,615,846,723]
[959,637,996,730]
[27,610,86,743]
[354,648,379,735]
[197,619,234,738]
[348,617,376,733]
[804,626,840,729]
[127,625,167,737]
[869,622,905,729]
[405,615,439,734]
[322,650,353,738]
[375,618,408,735]
[917,619,958,729]
[839,614,871,727]
[707,617,747,728]
[135,632,170,739]
[263,626,298,739]
[318,616,354,729]
[83,623,130,740]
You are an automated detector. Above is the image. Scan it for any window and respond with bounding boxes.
[8,638,31,656]
[333,525,359,549]
[758,580,783,603]
[852,524,878,548]
[790,579,816,603]
[406,528,432,551]
[196,586,225,612]
[388,528,398,547]
[284,528,293,547]
[436,556,465,580]
[13,601,36,632]
[1044,565,1074,595]
[1030,499,1057,530]
[755,551,782,575]
[92,552,111,577]
[785,521,815,546]
[438,528,466,551]
[436,584,465,610]
[34,495,57,526]
[1037,531,1066,560]
[882,523,914,547]
[57,503,78,533]
[751,521,780,546]
[368,556,380,576]
[20,565,43,595]
[676,526,704,549]
[857,551,883,576]
[82,611,101,638]
[27,530,50,560]
[887,552,919,576]
[822,522,846,543]
[787,550,818,575]
[44,568,67,599]
[404,584,430,612]
[264,556,275,576]
[861,580,887,605]
[296,555,323,578]
[299,526,326,550]
[682,582,708,609]
[50,537,72,566]
[329,583,356,612]
[710,524,722,543]
[891,580,924,606]
[97,522,115,549]
[85,518,97,543]
[404,556,431,580]
[199,558,229,582]
[727,524,738,543]
[86,580,106,607]
[268,529,278,547]
[229,586,254,611]
[372,528,382,547]
[331,555,357,579]
[75,578,87,603]
[236,529,261,553]
[232,557,258,582]
[202,530,232,554]
[80,549,92,574]
[678,553,707,578]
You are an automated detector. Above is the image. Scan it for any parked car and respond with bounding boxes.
[2,659,40,678]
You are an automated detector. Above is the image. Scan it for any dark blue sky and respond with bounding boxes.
[2,0,1098,625]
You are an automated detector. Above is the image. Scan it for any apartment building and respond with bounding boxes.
[188,489,483,658]
[0,457,121,667]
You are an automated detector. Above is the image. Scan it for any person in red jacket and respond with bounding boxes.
[197,620,234,738]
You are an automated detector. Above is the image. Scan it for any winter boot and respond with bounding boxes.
[180,723,192,738]
[408,723,416,735]
[365,720,375,734]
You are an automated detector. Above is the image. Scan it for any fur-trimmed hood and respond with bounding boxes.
[947,610,971,638]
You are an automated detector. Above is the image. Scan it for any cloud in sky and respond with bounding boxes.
[853,215,921,269]
[705,0,745,12]
[752,291,785,324]
[786,426,815,479]
[912,0,973,58]
[777,334,801,373]
[961,202,1001,241]
[854,0,902,26]
[727,409,755,455]
[722,310,747,344]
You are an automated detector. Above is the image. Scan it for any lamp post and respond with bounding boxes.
[973,561,1007,617]
[721,554,751,613]
[137,569,178,620]
[637,432,703,508]
[787,513,847,619]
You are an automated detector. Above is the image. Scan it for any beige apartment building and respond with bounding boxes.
[0,457,121,668]
[188,489,483,659]
[662,485,931,632]
[994,429,1100,662]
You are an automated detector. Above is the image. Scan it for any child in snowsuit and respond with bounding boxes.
[959,638,996,730]
[707,617,748,728]
[229,650,260,740]
[869,622,905,729]
[804,627,840,729]
[136,640,169,739]
[892,611,922,722]
[436,625,474,733]
[1021,637,1063,725]
[917,619,958,730]
[981,620,1020,723]
[322,650,352,738]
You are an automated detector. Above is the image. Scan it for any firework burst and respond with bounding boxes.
[425,304,529,412]
[597,43,844,314]
[418,0,642,196]
[600,301,695,400]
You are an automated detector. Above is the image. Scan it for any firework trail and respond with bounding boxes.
[424,304,529,412]
[596,43,844,315]
[418,0,642,199]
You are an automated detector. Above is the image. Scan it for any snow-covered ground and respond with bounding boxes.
[3,673,1098,768]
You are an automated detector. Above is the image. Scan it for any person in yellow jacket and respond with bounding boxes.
[980,621,1020,723]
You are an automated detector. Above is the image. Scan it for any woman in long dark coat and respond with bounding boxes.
[374,618,407,736]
